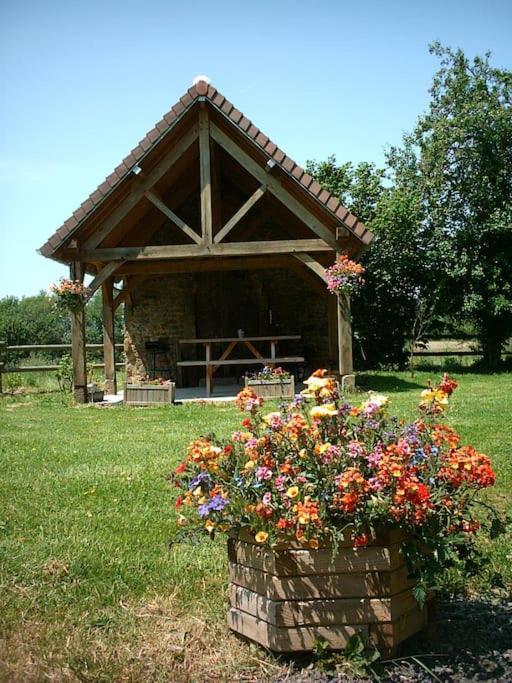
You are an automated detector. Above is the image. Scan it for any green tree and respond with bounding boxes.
[414,43,512,369]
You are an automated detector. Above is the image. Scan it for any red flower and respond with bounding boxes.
[175,462,186,474]
[175,495,184,509]
[353,533,369,548]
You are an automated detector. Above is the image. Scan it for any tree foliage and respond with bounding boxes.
[308,43,512,369]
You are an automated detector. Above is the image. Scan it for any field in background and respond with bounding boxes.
[1,372,511,681]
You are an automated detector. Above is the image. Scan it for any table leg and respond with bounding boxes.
[205,343,212,397]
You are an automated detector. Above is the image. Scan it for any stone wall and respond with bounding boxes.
[124,268,334,384]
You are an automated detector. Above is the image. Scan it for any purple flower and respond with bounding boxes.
[198,495,229,518]
[188,472,210,491]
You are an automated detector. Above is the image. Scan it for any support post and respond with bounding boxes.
[199,106,213,244]
[70,261,87,404]
[337,291,353,377]
[102,277,117,395]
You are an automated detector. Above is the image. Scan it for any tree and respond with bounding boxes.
[413,43,512,369]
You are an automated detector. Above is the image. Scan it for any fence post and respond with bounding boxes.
[0,341,5,395]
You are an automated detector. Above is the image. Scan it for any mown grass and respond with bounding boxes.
[0,371,511,681]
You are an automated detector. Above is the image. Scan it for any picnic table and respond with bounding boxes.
[177,336,304,397]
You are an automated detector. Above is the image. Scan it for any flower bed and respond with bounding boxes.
[245,366,294,399]
[171,370,499,653]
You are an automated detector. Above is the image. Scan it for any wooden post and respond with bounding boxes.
[199,106,213,244]
[337,292,353,376]
[70,261,87,404]
[102,277,117,395]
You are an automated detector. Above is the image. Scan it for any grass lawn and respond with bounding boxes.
[1,371,511,681]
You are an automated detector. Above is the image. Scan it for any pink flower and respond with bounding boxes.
[262,492,272,505]
[255,466,272,481]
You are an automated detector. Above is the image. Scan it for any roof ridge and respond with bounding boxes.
[39,80,372,258]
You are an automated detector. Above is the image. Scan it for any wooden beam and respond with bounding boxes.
[83,239,332,262]
[88,261,123,296]
[144,190,201,244]
[113,275,147,310]
[70,261,87,404]
[214,185,266,243]
[199,107,213,244]
[210,122,340,251]
[82,125,199,252]
[102,277,117,394]
[117,256,292,275]
[292,253,328,283]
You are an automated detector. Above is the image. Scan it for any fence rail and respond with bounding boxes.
[0,341,125,393]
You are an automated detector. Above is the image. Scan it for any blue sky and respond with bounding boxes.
[1,0,511,297]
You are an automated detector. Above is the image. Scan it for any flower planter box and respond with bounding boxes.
[245,376,295,399]
[227,529,428,654]
[124,383,175,406]
[87,383,104,403]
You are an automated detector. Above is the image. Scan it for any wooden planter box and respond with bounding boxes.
[227,530,428,654]
[245,376,295,399]
[124,383,176,406]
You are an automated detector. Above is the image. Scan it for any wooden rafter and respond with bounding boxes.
[292,253,328,284]
[82,125,199,252]
[82,239,332,262]
[88,261,123,296]
[214,185,266,243]
[209,123,340,251]
[199,107,213,244]
[113,275,147,310]
[144,190,201,244]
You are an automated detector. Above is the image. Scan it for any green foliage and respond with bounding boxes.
[0,293,69,350]
[312,633,380,677]
[308,44,512,370]
[413,43,512,369]
[55,355,73,392]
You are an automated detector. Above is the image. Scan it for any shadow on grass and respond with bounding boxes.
[357,374,425,393]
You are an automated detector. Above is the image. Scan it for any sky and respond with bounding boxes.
[1,0,511,298]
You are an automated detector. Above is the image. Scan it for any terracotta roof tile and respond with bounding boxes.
[264,141,277,155]
[282,157,295,173]
[239,116,251,131]
[301,173,313,189]
[40,79,372,258]
[229,108,243,124]
[309,180,323,196]
[255,132,268,147]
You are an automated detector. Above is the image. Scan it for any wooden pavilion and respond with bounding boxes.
[39,78,373,402]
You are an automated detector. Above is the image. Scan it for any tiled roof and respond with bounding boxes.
[39,80,373,258]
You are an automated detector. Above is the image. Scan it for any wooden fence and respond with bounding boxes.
[0,342,124,394]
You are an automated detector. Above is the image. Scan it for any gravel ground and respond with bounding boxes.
[274,595,512,682]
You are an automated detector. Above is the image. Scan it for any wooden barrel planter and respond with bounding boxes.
[227,529,428,654]
[245,376,295,399]
[124,383,176,406]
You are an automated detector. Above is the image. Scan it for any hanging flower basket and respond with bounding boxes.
[49,278,91,312]
[171,371,498,653]
[325,254,365,296]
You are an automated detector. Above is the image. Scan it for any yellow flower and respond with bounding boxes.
[243,460,256,471]
[361,393,389,411]
[205,520,215,533]
[177,514,188,526]
[192,486,202,497]
[309,538,319,549]
[298,448,308,459]
[255,531,269,543]
[286,486,299,498]
[310,404,338,419]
